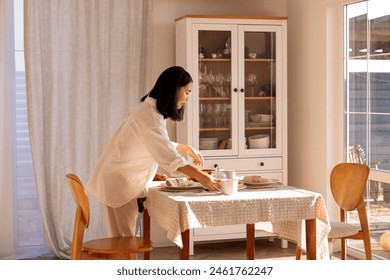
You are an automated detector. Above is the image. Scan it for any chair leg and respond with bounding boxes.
[340,238,346,260]
[295,247,302,260]
[363,234,372,260]
[129,253,137,260]
[327,239,333,259]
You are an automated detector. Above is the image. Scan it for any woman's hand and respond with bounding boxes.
[177,144,204,166]
[201,173,222,191]
[177,165,221,191]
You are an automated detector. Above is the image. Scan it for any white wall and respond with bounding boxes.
[287,0,355,221]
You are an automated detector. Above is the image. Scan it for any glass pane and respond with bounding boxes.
[198,30,232,151]
[346,1,368,113]
[370,73,390,114]
[368,4,390,171]
[348,72,367,113]
[348,113,367,151]
[370,114,390,170]
[347,8,367,58]
[345,1,390,260]
[244,31,276,151]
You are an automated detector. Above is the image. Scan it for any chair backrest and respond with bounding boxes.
[66,174,91,259]
[330,163,370,211]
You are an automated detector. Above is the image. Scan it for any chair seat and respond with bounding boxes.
[84,236,153,255]
[329,221,360,239]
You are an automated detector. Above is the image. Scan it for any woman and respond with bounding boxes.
[86,66,220,237]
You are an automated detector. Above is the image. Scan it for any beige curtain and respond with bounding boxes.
[0,0,15,258]
[24,0,152,258]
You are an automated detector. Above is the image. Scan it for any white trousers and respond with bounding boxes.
[105,198,139,237]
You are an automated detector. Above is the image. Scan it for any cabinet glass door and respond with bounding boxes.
[194,25,238,156]
[239,26,282,155]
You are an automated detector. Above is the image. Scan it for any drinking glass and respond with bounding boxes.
[206,71,215,97]
[199,71,207,97]
[213,103,222,127]
[199,103,206,128]
[224,74,231,97]
[247,73,258,96]
[220,103,227,127]
[206,103,214,127]
[214,73,225,97]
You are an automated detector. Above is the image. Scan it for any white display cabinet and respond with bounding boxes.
[175,15,288,254]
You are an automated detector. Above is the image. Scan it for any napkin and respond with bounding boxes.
[243,175,262,183]
[166,178,191,187]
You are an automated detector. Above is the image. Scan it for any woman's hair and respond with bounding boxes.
[141,66,192,121]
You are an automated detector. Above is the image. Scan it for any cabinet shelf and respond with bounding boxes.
[199,58,276,63]
[245,96,275,100]
[199,97,231,101]
[200,128,230,132]
[245,126,275,130]
[245,58,275,62]
[199,58,231,62]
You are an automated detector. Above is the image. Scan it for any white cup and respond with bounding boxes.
[220,179,239,195]
[221,169,236,179]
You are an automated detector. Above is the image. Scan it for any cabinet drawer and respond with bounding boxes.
[204,157,282,172]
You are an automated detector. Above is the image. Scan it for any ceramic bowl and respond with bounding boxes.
[250,114,262,123]
[259,114,273,123]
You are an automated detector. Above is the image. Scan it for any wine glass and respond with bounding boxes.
[206,71,215,97]
[224,74,231,97]
[247,73,258,96]
[213,103,222,127]
[214,74,225,97]
[199,103,206,128]
[220,103,227,127]
[206,103,214,127]
[198,71,207,97]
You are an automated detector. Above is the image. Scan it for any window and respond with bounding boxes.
[344,0,390,259]
[13,0,48,257]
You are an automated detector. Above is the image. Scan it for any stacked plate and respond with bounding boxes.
[226,138,232,149]
[248,134,270,149]
[199,137,219,150]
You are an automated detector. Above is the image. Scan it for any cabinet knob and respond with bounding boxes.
[260,162,265,167]
[233,88,238,92]
[240,88,245,93]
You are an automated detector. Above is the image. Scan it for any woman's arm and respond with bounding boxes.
[176,144,204,166]
[177,164,221,191]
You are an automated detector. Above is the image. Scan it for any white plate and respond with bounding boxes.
[159,185,205,192]
[259,122,275,126]
[243,178,280,186]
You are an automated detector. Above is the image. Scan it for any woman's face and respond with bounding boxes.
[177,83,192,109]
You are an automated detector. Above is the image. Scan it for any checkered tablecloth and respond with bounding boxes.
[145,185,331,260]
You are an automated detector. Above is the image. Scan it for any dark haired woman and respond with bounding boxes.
[86,66,220,237]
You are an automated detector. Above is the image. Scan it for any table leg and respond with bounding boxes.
[180,229,190,260]
[246,224,255,260]
[143,209,151,260]
[305,219,317,260]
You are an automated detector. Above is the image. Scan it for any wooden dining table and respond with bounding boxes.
[143,182,331,260]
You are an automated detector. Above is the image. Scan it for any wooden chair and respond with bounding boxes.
[296,163,372,260]
[380,232,390,250]
[66,174,153,260]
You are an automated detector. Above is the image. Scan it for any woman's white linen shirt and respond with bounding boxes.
[86,97,188,208]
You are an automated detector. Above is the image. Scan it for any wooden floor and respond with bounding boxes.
[27,238,354,260]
